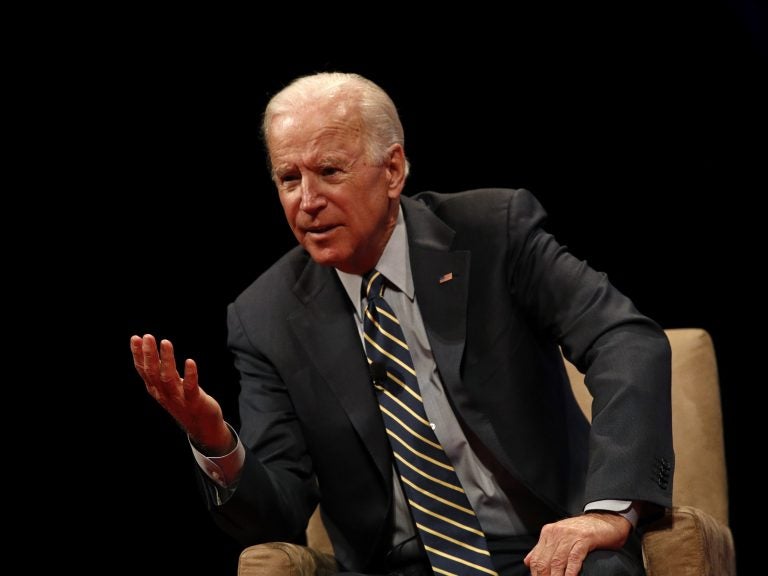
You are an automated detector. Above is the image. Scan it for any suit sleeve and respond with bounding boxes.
[202,301,319,547]
[506,189,673,508]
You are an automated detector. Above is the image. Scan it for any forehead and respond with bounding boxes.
[268,100,365,164]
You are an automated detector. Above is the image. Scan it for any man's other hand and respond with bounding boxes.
[524,512,631,576]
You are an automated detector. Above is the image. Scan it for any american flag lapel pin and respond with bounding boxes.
[439,272,453,284]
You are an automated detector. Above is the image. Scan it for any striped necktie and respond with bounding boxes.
[362,270,497,576]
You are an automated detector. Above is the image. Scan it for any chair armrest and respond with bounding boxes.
[238,505,737,575]
[238,542,337,576]
[641,505,736,576]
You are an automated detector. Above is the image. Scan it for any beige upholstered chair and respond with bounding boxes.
[238,328,736,575]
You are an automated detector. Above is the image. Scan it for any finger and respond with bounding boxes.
[182,358,199,400]
[142,334,160,381]
[563,542,587,576]
[132,334,161,400]
[140,334,167,400]
[548,539,579,576]
[159,339,180,384]
[524,544,546,573]
[130,335,147,376]
[524,545,537,566]
[525,527,554,574]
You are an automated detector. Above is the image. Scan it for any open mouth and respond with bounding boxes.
[306,225,337,235]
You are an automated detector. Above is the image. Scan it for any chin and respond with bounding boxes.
[306,247,345,268]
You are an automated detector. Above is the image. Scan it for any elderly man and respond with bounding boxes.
[132,72,672,576]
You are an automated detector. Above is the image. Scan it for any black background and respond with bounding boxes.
[77,2,765,573]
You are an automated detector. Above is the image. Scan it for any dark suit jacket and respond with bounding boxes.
[207,188,673,572]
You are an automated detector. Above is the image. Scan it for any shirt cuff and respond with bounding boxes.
[189,422,245,489]
[584,500,639,528]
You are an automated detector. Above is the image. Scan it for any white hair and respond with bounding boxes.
[263,72,410,177]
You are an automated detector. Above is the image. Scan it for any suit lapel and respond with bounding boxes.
[287,261,392,484]
[402,196,470,394]
[402,197,522,479]
[410,245,470,390]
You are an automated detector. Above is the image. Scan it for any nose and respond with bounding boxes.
[299,175,327,214]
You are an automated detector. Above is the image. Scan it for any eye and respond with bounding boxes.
[278,172,300,186]
[320,166,341,177]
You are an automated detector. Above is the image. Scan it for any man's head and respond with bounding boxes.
[263,72,409,275]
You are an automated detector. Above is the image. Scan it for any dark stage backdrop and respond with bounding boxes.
[93,3,764,574]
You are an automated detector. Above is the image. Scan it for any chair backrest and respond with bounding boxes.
[564,328,729,526]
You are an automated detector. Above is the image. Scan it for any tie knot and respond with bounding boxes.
[362,269,385,301]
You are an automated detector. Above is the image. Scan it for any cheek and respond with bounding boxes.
[279,193,299,223]
[279,194,310,246]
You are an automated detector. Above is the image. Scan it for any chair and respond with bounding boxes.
[238,328,736,575]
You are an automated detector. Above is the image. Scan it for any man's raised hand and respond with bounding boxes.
[130,334,234,455]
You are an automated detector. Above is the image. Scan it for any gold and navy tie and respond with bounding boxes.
[362,270,498,576]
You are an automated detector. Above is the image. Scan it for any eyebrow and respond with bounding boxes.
[274,154,354,174]
[316,154,353,167]
[273,163,294,175]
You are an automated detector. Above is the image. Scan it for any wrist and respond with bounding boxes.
[585,509,633,533]
[192,422,236,456]
[584,500,639,529]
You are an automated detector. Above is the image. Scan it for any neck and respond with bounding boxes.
[343,200,400,275]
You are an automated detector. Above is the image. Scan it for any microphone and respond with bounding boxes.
[369,362,387,385]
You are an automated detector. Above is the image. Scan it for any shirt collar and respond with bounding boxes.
[336,204,414,316]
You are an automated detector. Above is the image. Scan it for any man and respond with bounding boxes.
[131,72,673,575]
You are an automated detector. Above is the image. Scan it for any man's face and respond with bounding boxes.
[268,99,405,275]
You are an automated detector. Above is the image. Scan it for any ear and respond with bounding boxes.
[384,144,407,199]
